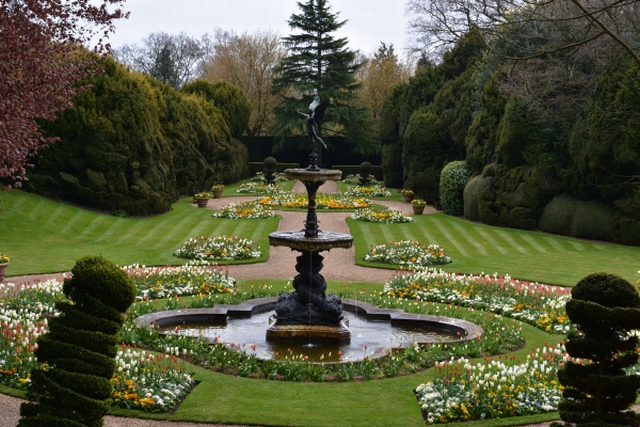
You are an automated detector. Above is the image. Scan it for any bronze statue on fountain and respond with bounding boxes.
[267,91,352,343]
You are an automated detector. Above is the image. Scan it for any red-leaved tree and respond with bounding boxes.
[0,0,128,188]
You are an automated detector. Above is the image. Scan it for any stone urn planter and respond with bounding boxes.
[196,198,209,208]
[411,199,427,215]
[412,205,425,215]
[212,185,225,198]
[0,263,8,282]
[401,190,414,203]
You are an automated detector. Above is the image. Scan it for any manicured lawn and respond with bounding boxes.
[0,190,277,275]
[350,213,640,287]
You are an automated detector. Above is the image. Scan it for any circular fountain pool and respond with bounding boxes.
[135,297,483,363]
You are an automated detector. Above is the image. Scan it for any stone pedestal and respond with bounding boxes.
[266,321,351,344]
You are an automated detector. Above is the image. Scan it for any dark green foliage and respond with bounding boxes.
[556,273,640,427]
[476,163,560,229]
[570,201,616,242]
[263,156,277,185]
[379,84,405,188]
[19,256,136,427]
[402,108,446,203]
[570,56,640,204]
[358,161,372,186]
[497,97,541,168]
[383,29,484,200]
[539,196,617,242]
[27,57,246,215]
[463,175,482,221]
[539,195,581,235]
[148,44,180,90]
[182,79,251,138]
[64,256,136,312]
[465,72,507,176]
[271,0,376,155]
[439,161,468,215]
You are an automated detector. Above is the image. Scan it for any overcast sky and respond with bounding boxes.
[103,0,410,57]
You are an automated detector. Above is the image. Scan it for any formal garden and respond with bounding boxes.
[2,176,640,427]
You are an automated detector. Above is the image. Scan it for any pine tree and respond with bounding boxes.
[271,0,376,157]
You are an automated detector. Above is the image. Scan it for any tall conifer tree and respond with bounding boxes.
[271,0,376,156]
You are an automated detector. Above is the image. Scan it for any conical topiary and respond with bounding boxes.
[554,272,640,427]
[18,256,136,427]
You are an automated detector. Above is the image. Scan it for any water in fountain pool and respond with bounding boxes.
[157,310,461,363]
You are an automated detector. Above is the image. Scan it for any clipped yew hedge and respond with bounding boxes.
[28,57,248,216]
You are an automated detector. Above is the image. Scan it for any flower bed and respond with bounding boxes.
[258,192,370,209]
[111,346,194,412]
[352,207,413,223]
[251,172,288,183]
[344,185,391,198]
[0,274,213,412]
[416,343,565,423]
[364,241,451,267]
[236,182,287,195]
[0,280,61,388]
[342,174,378,185]
[174,235,262,262]
[122,263,236,299]
[212,201,275,219]
[385,270,572,333]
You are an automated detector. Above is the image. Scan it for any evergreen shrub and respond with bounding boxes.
[555,272,640,427]
[539,195,580,235]
[439,161,468,215]
[358,161,372,186]
[463,175,482,221]
[381,143,403,188]
[476,163,557,229]
[182,79,251,138]
[28,57,248,215]
[19,256,136,427]
[569,200,616,242]
[263,156,277,185]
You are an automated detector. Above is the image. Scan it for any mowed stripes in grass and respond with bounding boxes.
[0,190,277,275]
[349,213,640,287]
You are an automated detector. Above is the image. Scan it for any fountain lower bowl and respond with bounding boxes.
[135,297,483,362]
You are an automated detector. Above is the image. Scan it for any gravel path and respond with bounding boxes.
[0,181,573,427]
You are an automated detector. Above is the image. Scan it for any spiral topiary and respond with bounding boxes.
[19,256,136,427]
[554,272,640,427]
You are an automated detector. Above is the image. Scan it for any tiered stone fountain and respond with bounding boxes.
[266,164,353,343]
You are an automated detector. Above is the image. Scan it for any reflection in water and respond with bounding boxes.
[158,311,460,363]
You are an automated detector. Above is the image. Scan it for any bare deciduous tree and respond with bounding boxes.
[406,0,640,65]
[114,32,211,89]
[200,29,287,136]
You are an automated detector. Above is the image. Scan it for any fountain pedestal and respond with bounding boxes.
[267,168,353,343]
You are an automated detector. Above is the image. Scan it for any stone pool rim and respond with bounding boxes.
[134,297,484,359]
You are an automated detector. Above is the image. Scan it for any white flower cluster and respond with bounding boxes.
[416,344,567,423]
[385,269,572,333]
[364,240,451,267]
[122,263,236,300]
[113,347,194,409]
